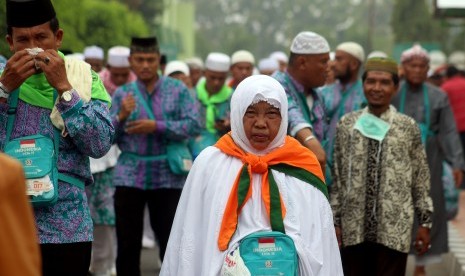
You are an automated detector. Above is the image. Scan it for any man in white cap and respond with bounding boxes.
[164,60,191,88]
[185,57,204,87]
[228,50,255,89]
[392,44,465,276]
[318,41,367,184]
[272,31,329,171]
[99,46,136,95]
[190,52,233,158]
[270,51,289,72]
[84,45,104,73]
[258,57,279,76]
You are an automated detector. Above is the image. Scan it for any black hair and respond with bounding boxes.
[362,71,400,86]
[446,65,460,78]
[7,17,59,36]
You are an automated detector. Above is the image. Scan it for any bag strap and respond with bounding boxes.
[6,89,20,143]
[132,82,155,120]
[6,90,84,189]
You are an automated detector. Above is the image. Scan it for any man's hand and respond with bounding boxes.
[215,119,231,135]
[0,50,36,92]
[125,119,156,134]
[335,226,342,248]
[453,169,463,188]
[35,50,72,94]
[118,94,136,121]
[414,226,431,256]
[295,128,326,173]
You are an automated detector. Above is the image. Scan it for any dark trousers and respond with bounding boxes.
[41,242,92,276]
[114,187,182,276]
[341,242,408,276]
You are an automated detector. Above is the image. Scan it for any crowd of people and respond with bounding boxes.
[1,0,465,276]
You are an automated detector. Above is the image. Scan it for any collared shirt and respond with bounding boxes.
[272,71,326,141]
[0,88,114,243]
[111,77,201,190]
[330,107,433,253]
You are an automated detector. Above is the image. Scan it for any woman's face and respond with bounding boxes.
[243,101,282,151]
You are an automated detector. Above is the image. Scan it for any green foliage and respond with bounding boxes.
[0,0,9,57]
[116,0,164,30]
[0,0,149,58]
[391,0,446,44]
[190,0,394,59]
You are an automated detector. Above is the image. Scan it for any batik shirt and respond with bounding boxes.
[111,77,201,190]
[330,107,433,253]
[273,71,327,141]
[0,86,114,244]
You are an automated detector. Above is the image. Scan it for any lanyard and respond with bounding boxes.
[6,89,60,151]
[398,83,431,138]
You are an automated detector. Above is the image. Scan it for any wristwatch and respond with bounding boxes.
[0,81,10,99]
[60,89,73,102]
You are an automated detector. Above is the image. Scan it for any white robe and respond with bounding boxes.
[160,146,343,276]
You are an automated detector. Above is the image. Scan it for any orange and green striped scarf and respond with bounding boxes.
[215,134,327,251]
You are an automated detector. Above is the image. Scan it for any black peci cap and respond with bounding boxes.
[7,0,56,28]
[130,37,159,54]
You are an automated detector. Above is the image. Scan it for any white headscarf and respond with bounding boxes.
[230,75,288,156]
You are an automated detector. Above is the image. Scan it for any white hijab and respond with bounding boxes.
[230,75,288,156]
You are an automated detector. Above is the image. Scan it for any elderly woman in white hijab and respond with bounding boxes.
[160,75,343,276]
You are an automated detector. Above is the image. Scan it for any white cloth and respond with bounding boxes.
[205,52,230,72]
[164,60,190,76]
[160,74,343,276]
[290,32,330,55]
[89,145,121,174]
[230,75,288,156]
[258,58,279,72]
[269,51,289,63]
[84,45,104,60]
[160,147,343,276]
[107,46,130,68]
[336,41,365,63]
[50,57,93,133]
[231,50,255,65]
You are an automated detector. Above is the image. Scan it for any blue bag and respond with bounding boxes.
[239,231,299,276]
[3,90,84,207]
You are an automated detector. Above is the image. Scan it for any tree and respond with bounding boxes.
[391,0,446,44]
[0,0,149,57]
[117,0,164,30]
[188,0,394,59]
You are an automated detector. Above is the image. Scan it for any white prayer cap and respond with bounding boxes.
[336,42,365,63]
[448,51,465,70]
[205,52,230,72]
[290,31,330,55]
[429,50,446,72]
[164,60,190,76]
[367,50,388,59]
[258,58,279,72]
[66,53,84,61]
[185,57,204,70]
[231,50,255,65]
[107,46,130,68]
[83,45,104,60]
[269,51,288,63]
